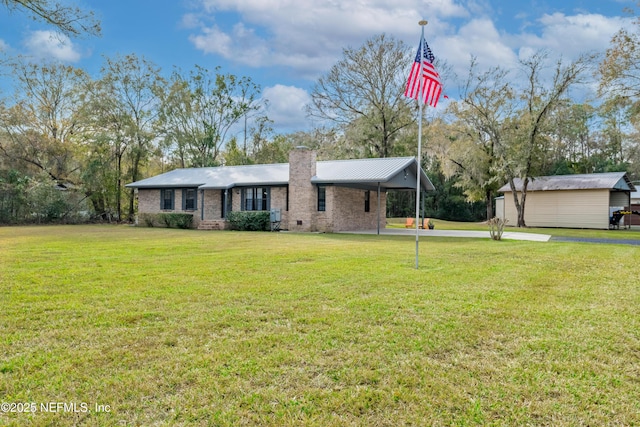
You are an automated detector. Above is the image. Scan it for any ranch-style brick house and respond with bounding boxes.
[126,147,434,232]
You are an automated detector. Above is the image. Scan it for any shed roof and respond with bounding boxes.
[126,157,434,192]
[498,172,636,193]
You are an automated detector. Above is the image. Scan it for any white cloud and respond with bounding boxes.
[184,0,635,112]
[262,84,312,130]
[180,13,204,30]
[438,18,519,79]
[189,25,234,57]
[187,0,468,79]
[436,11,634,85]
[23,30,82,62]
[515,13,633,60]
[0,39,8,52]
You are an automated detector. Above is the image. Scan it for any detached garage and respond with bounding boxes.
[497,172,636,229]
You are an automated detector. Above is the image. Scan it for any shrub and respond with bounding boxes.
[488,217,508,240]
[166,213,193,229]
[138,213,193,229]
[161,213,193,229]
[140,213,157,227]
[161,213,174,228]
[226,211,270,231]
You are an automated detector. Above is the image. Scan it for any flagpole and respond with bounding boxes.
[415,20,427,270]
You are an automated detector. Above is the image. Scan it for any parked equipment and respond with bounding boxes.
[609,210,640,229]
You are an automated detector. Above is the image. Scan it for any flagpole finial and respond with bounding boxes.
[419,20,428,26]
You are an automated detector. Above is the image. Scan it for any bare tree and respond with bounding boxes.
[307,33,415,158]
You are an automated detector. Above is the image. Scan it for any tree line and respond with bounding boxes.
[0,55,270,222]
[1,1,639,226]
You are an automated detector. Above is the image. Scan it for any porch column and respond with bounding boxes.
[377,183,381,235]
[223,189,228,218]
[200,190,204,221]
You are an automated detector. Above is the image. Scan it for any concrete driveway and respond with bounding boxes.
[351,228,552,242]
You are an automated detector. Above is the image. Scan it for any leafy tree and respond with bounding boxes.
[251,134,294,165]
[599,3,640,104]
[500,51,592,227]
[0,60,99,222]
[159,65,264,167]
[422,159,485,222]
[308,33,415,158]
[597,96,633,165]
[545,102,596,172]
[98,54,164,220]
[222,137,250,166]
[1,0,101,37]
[0,60,88,186]
[0,167,29,223]
[437,60,514,220]
[598,3,640,181]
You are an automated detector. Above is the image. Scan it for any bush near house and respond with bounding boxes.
[139,213,193,229]
[226,211,270,231]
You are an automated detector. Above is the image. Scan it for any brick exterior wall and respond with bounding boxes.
[311,186,386,232]
[137,188,201,228]
[269,187,289,227]
[330,187,386,232]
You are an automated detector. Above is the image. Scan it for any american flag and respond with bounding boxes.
[404,38,442,107]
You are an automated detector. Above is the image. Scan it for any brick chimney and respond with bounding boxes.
[288,146,316,231]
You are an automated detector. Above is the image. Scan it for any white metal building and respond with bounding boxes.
[497,172,636,229]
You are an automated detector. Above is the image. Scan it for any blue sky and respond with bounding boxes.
[0,0,636,134]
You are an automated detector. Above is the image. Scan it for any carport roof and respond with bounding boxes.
[498,172,636,193]
[126,157,434,192]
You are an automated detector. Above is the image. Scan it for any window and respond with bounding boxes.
[364,191,370,212]
[317,186,326,211]
[242,187,269,211]
[183,189,197,211]
[160,189,174,210]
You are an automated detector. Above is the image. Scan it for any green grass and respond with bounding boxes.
[1,225,639,426]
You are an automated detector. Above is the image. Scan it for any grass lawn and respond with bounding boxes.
[1,225,639,426]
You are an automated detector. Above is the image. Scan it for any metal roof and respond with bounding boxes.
[126,163,289,190]
[316,157,412,182]
[314,157,433,191]
[126,157,434,191]
[498,172,636,192]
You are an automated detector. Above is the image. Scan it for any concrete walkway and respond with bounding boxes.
[350,228,552,242]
